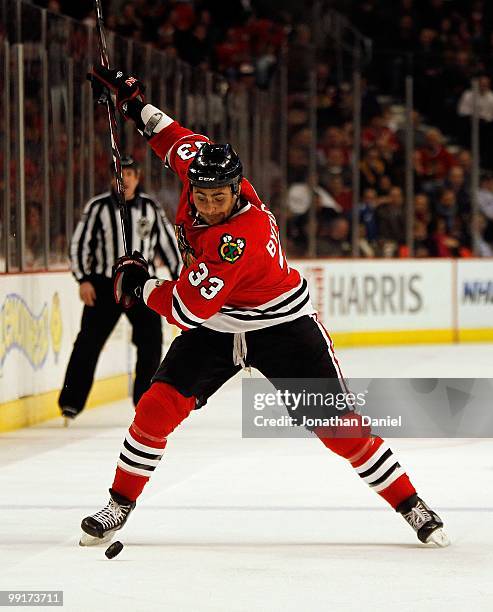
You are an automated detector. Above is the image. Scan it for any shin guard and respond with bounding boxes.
[112,382,196,501]
[317,413,416,509]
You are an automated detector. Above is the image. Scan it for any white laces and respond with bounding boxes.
[405,503,432,530]
[92,499,127,530]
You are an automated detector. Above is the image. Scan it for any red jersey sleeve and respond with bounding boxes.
[149,122,210,183]
[142,227,249,330]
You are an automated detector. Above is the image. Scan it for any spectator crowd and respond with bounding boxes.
[34,0,288,87]
[23,0,493,261]
[284,0,493,257]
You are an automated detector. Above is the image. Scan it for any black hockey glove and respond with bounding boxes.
[113,250,150,309]
[87,65,145,120]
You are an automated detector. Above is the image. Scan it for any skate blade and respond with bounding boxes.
[79,531,115,547]
[63,417,70,428]
[425,528,450,547]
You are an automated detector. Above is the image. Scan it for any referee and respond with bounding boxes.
[59,156,180,420]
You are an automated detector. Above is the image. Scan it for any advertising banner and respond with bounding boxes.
[457,260,493,340]
[292,260,454,344]
[0,273,131,404]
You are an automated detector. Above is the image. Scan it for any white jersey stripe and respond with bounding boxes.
[173,286,205,325]
[94,239,104,275]
[70,192,110,279]
[147,199,180,278]
[221,277,307,314]
[142,280,199,332]
[220,282,309,320]
[99,205,115,277]
[79,201,101,278]
[69,196,105,279]
[171,302,195,330]
[203,297,315,332]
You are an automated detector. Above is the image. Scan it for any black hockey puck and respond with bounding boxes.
[105,541,124,559]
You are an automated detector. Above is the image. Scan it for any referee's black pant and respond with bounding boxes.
[58,276,162,414]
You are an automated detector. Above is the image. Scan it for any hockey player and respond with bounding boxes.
[80,66,449,548]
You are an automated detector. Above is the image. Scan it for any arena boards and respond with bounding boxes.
[1,259,492,432]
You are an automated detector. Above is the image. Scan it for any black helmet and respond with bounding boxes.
[121,155,139,170]
[187,143,243,193]
[109,155,139,171]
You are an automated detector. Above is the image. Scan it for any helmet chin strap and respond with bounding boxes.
[231,193,241,214]
[230,178,243,213]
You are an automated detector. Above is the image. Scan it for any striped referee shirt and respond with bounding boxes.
[70,190,180,282]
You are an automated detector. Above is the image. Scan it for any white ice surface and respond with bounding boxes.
[1,343,492,612]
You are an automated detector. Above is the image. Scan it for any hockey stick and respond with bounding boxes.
[93,0,131,256]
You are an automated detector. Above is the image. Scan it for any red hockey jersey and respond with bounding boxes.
[142,121,315,332]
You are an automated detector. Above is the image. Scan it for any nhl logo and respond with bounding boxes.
[137,217,152,239]
[218,234,246,264]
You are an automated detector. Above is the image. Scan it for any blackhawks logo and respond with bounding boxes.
[175,223,197,267]
[219,234,246,264]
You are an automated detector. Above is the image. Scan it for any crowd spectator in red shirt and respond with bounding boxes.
[432,218,460,257]
[415,128,457,183]
[361,114,400,153]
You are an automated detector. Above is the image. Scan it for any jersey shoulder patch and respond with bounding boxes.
[218,233,246,264]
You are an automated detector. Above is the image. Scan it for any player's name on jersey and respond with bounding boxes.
[252,414,403,429]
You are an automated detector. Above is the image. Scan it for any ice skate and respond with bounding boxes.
[398,494,450,547]
[79,490,135,546]
[61,406,78,427]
